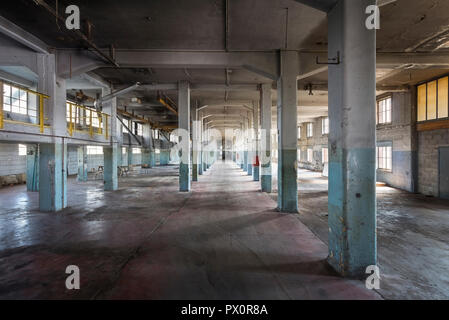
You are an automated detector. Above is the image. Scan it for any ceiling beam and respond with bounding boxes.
[100,50,279,80]
[0,15,49,54]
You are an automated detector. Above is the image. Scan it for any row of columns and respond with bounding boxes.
[175,0,376,278]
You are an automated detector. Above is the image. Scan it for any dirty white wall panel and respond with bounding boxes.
[0,143,27,176]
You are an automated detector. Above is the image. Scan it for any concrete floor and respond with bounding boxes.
[277,169,449,300]
[0,161,379,300]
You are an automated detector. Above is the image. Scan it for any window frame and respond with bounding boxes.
[376,142,393,172]
[322,147,328,164]
[306,123,313,138]
[417,75,449,123]
[376,96,392,125]
[86,146,103,155]
[322,117,329,135]
[307,148,313,163]
[18,144,27,156]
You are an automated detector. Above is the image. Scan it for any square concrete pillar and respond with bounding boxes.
[253,101,260,182]
[277,50,299,213]
[260,84,272,192]
[26,145,39,192]
[178,80,191,192]
[39,142,67,212]
[77,146,88,182]
[104,144,118,191]
[327,0,377,278]
[128,147,133,168]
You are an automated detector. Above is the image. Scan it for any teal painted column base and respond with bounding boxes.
[192,164,198,182]
[77,146,88,182]
[104,145,118,191]
[142,148,152,167]
[150,151,156,167]
[26,145,39,192]
[261,175,272,193]
[247,164,252,176]
[277,149,298,213]
[160,150,170,166]
[327,148,376,278]
[261,162,271,193]
[127,148,133,170]
[39,143,67,212]
[253,165,259,181]
[179,163,191,192]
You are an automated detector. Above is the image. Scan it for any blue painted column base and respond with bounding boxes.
[26,145,39,192]
[253,165,259,181]
[77,146,88,182]
[179,163,191,191]
[150,151,156,167]
[277,149,298,213]
[39,142,67,212]
[142,148,152,167]
[160,150,170,165]
[327,148,376,278]
[261,161,272,193]
[247,164,252,176]
[104,145,118,191]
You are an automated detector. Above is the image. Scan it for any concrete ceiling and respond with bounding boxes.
[1,0,449,130]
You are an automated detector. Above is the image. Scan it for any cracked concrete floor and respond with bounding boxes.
[0,161,379,300]
[270,170,449,300]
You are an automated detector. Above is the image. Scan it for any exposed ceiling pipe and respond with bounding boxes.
[33,0,119,67]
[95,82,141,108]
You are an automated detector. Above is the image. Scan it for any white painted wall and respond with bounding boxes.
[0,143,27,175]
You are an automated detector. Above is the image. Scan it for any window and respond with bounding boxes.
[417,76,449,122]
[87,146,103,155]
[155,148,160,154]
[122,147,126,155]
[132,148,141,154]
[298,126,301,139]
[307,123,313,138]
[322,148,328,164]
[122,120,131,134]
[137,123,143,136]
[377,144,392,171]
[18,144,27,156]
[377,97,392,124]
[3,84,28,115]
[307,148,313,163]
[322,117,329,135]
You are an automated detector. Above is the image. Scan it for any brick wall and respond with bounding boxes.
[418,128,449,196]
[0,143,27,176]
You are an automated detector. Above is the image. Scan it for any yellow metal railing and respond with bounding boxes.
[66,102,109,139]
[0,80,49,133]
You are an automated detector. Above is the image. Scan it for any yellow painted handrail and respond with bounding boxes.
[66,101,110,139]
[0,81,49,133]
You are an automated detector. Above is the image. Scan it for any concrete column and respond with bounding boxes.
[192,103,199,181]
[253,101,260,181]
[247,110,253,175]
[327,0,377,278]
[37,54,67,211]
[39,142,67,212]
[260,84,272,192]
[103,95,118,191]
[104,145,118,190]
[77,145,88,182]
[128,147,133,168]
[116,118,123,167]
[160,149,169,165]
[178,80,191,192]
[26,145,39,192]
[277,50,298,213]
[142,124,153,168]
